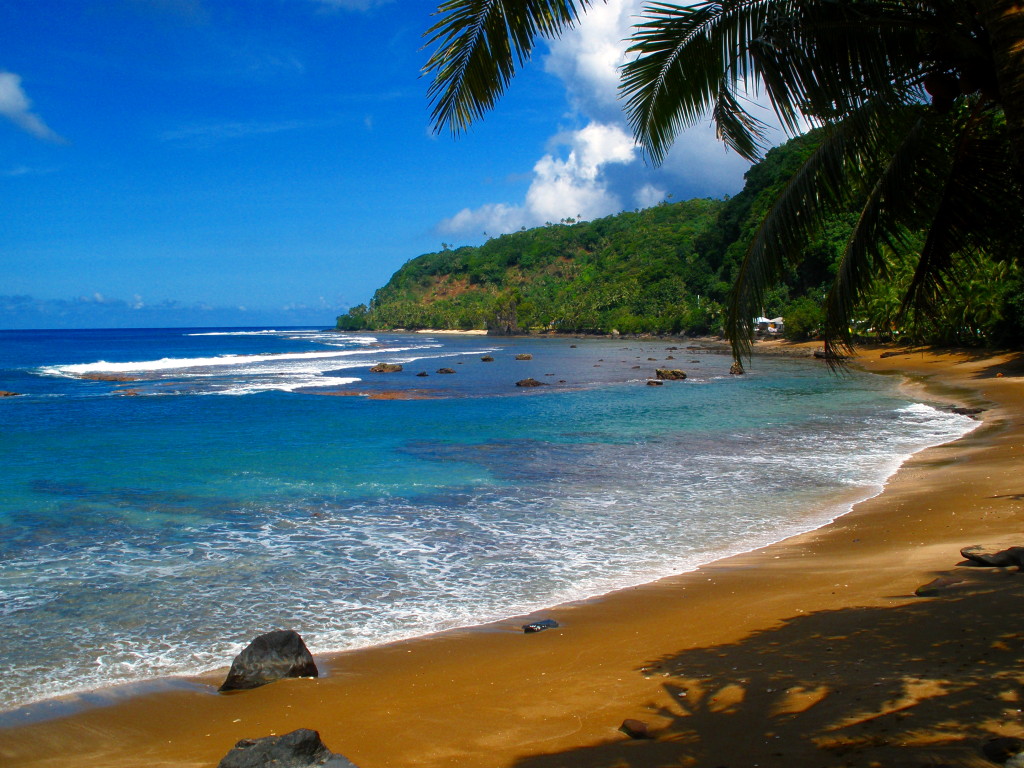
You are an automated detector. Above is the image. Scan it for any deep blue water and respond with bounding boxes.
[0,327,975,713]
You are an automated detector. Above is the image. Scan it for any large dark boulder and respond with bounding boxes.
[217,729,358,768]
[960,546,1024,570]
[219,630,318,692]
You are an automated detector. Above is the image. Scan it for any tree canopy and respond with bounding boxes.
[423,0,1024,358]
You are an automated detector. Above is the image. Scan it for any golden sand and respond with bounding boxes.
[2,345,1023,768]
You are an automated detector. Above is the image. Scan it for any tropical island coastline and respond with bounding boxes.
[2,343,1022,768]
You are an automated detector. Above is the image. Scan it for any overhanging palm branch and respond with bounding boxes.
[424,0,594,134]
[621,0,943,164]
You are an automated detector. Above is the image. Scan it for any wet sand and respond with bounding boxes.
[2,344,1023,768]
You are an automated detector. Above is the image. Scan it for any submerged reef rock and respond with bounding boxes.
[416,371,429,377]
[960,546,1024,570]
[481,355,494,362]
[646,380,664,386]
[522,619,558,633]
[515,378,546,387]
[369,363,402,373]
[655,369,687,380]
[217,729,358,768]
[219,630,318,692]
[436,368,456,374]
[81,373,136,382]
[515,353,533,360]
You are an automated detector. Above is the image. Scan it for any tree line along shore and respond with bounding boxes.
[337,132,1024,349]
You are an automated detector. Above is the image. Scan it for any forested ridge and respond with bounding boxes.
[339,132,1023,344]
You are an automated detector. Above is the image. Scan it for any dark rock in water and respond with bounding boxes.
[0,390,22,397]
[729,362,744,375]
[437,368,456,374]
[950,406,984,416]
[655,369,686,380]
[523,619,558,633]
[481,356,494,362]
[515,353,533,360]
[416,371,429,377]
[569,344,577,348]
[632,365,641,369]
[982,737,1024,764]
[369,363,402,373]
[217,729,358,768]
[646,380,664,387]
[219,630,318,692]
[619,719,653,739]
[960,546,1024,570]
[516,378,546,387]
[665,355,675,360]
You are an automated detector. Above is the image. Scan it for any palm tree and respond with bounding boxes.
[423,0,1024,358]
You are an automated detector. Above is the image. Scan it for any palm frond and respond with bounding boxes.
[725,113,883,360]
[622,0,782,164]
[902,105,1020,315]
[822,108,929,356]
[424,0,592,135]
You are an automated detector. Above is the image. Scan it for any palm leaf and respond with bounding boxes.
[424,0,592,134]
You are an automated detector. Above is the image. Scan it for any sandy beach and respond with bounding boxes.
[2,344,1023,768]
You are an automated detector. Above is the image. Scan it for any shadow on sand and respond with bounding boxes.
[512,568,1023,768]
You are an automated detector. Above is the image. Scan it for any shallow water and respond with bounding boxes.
[0,327,976,712]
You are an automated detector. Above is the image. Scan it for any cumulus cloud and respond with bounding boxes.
[0,72,65,142]
[437,0,791,240]
[440,122,637,236]
[542,0,634,121]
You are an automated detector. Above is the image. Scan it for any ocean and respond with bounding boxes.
[0,327,976,715]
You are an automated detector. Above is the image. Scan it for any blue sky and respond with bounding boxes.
[2,0,769,329]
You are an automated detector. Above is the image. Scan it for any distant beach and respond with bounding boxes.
[1,336,1019,768]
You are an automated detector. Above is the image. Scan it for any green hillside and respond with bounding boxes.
[339,132,1023,344]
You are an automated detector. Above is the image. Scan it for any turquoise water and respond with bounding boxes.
[0,327,975,713]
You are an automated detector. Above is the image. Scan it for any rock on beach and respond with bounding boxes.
[217,729,358,768]
[219,630,318,692]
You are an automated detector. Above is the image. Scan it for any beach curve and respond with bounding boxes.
[1,344,1023,768]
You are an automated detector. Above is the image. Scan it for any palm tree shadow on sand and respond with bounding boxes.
[511,569,1024,768]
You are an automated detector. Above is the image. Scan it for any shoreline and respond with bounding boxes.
[2,344,1023,767]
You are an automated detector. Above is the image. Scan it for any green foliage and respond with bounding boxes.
[351,198,726,336]
[781,297,825,341]
[340,132,1022,348]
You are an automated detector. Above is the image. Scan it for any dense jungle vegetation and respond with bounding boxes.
[338,132,1023,345]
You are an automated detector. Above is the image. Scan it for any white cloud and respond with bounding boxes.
[439,122,636,236]
[436,0,798,240]
[634,183,667,208]
[543,0,635,120]
[0,72,65,143]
